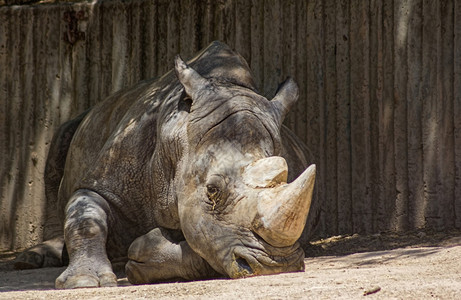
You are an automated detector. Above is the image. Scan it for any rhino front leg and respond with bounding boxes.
[55,190,117,289]
[126,228,220,284]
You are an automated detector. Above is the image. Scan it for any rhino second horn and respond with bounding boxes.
[252,164,316,248]
[243,156,288,188]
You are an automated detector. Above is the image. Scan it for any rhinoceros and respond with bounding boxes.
[15,41,317,289]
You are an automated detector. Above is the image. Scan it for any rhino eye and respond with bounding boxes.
[206,185,220,198]
[206,184,221,211]
[205,175,227,210]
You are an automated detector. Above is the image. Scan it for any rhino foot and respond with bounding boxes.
[14,237,64,269]
[55,259,117,289]
[126,228,219,284]
[56,190,117,289]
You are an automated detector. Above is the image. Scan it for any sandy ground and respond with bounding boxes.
[1,231,460,299]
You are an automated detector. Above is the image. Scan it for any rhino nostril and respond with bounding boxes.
[236,257,253,274]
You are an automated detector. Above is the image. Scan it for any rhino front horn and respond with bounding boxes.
[251,162,316,248]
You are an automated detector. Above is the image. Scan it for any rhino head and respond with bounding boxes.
[174,56,316,278]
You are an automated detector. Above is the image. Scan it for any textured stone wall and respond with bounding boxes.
[1,0,461,250]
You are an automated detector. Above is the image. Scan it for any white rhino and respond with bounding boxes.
[15,41,317,289]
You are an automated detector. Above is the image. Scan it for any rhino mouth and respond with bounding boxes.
[226,237,305,279]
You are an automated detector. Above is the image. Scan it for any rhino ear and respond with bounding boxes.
[174,55,208,100]
[271,78,299,125]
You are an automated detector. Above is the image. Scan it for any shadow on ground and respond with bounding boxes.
[304,229,461,257]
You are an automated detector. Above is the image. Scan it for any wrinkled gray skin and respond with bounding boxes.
[15,42,317,288]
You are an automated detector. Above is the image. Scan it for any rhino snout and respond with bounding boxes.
[225,243,305,279]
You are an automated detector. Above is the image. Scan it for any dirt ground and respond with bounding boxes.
[1,230,460,299]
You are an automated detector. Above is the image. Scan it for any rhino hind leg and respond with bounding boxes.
[126,228,220,284]
[55,190,117,289]
[44,110,90,241]
[14,237,65,269]
[15,111,89,270]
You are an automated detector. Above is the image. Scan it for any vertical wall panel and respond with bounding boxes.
[0,7,12,250]
[128,1,143,85]
[406,1,424,229]
[439,0,455,229]
[87,2,103,106]
[280,0,296,130]
[454,1,461,228]
[263,0,281,97]
[368,0,381,232]
[305,0,323,232]
[141,0,158,79]
[156,0,168,76]
[322,0,338,235]
[72,4,90,112]
[350,0,371,233]
[293,0,307,151]
[166,0,180,70]
[1,0,461,250]
[393,0,409,230]
[249,0,264,90]
[15,7,35,248]
[179,0,199,60]
[379,0,396,231]
[421,0,440,229]
[99,2,114,101]
[335,0,352,234]
[234,0,251,64]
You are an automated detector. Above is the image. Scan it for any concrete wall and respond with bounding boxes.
[1,0,461,250]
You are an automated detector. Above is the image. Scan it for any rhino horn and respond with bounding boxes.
[174,55,208,99]
[271,78,299,125]
[248,159,316,248]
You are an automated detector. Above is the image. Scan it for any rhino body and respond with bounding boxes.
[15,42,317,288]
